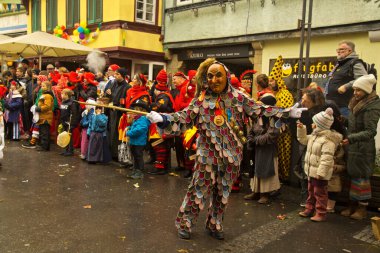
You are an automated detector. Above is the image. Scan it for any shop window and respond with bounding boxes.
[176,0,193,6]
[46,0,58,32]
[135,0,155,24]
[66,0,80,28]
[32,0,41,32]
[134,63,149,76]
[87,0,103,25]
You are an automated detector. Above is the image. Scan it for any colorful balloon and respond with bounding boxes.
[61,25,66,30]
[74,23,80,29]
[77,27,84,33]
[84,28,90,35]
[79,33,85,40]
[80,21,87,28]
[73,30,79,36]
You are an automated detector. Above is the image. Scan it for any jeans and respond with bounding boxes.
[131,145,145,173]
[39,123,50,150]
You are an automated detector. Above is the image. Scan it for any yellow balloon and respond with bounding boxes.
[80,21,87,28]
[58,29,63,35]
[73,30,79,36]
[7,61,13,66]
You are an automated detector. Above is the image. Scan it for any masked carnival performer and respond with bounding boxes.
[146,58,306,240]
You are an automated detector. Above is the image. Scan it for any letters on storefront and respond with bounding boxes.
[269,57,336,92]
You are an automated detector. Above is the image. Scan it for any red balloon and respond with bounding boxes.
[61,25,66,30]
[74,23,80,29]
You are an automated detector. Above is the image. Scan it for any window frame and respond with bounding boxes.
[176,0,193,6]
[135,0,156,25]
[32,0,41,32]
[66,0,80,28]
[46,0,58,32]
[87,0,103,25]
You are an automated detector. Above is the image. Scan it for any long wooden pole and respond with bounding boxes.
[73,100,148,115]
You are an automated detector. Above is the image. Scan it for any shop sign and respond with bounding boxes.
[269,56,337,92]
[178,45,253,61]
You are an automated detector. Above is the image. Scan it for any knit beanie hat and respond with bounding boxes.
[116,68,128,78]
[312,107,334,130]
[156,69,167,84]
[173,71,187,80]
[187,70,197,81]
[108,64,120,71]
[352,74,377,94]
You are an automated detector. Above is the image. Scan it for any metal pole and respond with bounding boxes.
[303,0,313,89]
[296,0,307,101]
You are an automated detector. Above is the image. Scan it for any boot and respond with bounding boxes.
[350,203,367,220]
[310,214,326,222]
[327,199,336,213]
[341,202,358,217]
[258,193,269,204]
[178,229,191,240]
[244,192,259,200]
[299,209,314,217]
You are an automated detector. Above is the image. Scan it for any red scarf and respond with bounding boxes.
[257,88,273,100]
[125,85,150,109]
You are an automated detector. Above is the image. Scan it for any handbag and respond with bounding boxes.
[118,128,133,165]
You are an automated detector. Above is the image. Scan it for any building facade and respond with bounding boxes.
[163,0,380,94]
[25,0,165,79]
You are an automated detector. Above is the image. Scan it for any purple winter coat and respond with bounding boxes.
[4,92,23,123]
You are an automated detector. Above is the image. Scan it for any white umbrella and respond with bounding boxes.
[0,31,102,69]
[0,34,12,72]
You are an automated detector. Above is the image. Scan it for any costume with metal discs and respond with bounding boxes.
[156,61,291,234]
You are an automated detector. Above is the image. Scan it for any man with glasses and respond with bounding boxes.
[325,40,367,117]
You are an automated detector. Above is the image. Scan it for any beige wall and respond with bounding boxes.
[262,32,380,82]
[164,0,380,44]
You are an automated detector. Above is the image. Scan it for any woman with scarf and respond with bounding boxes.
[341,74,380,220]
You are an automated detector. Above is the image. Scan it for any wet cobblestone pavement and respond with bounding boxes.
[0,141,379,253]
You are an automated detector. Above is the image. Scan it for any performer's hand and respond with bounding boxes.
[338,85,347,94]
[289,102,308,118]
[146,111,163,123]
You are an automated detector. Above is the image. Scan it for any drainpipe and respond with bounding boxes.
[303,0,313,89]
[296,0,307,101]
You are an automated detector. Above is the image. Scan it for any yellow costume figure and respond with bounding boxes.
[269,55,294,181]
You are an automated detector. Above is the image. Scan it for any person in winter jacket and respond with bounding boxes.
[4,81,23,140]
[126,99,151,179]
[87,103,111,164]
[79,98,96,160]
[297,108,343,222]
[341,74,380,220]
[59,89,80,156]
[35,81,54,151]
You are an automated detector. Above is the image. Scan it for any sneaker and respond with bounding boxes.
[79,154,86,160]
[22,142,36,149]
[300,201,306,207]
[36,147,48,152]
[178,229,191,240]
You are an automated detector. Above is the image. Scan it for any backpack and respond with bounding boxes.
[348,59,377,80]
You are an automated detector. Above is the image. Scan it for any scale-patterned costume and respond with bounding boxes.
[269,56,294,181]
[159,82,290,233]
